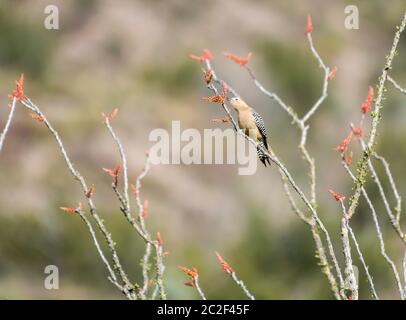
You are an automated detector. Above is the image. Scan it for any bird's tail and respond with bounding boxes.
[257,142,271,167]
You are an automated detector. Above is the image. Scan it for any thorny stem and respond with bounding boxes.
[104,121,166,300]
[372,153,402,224]
[299,125,317,205]
[193,277,207,300]
[309,224,341,299]
[113,184,148,241]
[134,154,151,233]
[104,118,131,212]
[356,135,406,244]
[141,242,152,297]
[155,243,166,300]
[403,250,406,294]
[347,223,379,299]
[388,75,406,95]
[338,200,358,300]
[347,11,406,220]
[278,154,341,299]
[281,164,341,299]
[20,98,136,299]
[301,33,330,123]
[230,272,255,300]
[75,207,133,299]
[134,155,154,298]
[0,97,17,153]
[342,162,405,299]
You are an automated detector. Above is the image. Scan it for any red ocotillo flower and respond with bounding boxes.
[178,266,198,280]
[9,74,25,102]
[203,82,228,104]
[351,126,362,139]
[60,202,82,214]
[101,108,118,122]
[29,113,44,123]
[103,163,121,186]
[189,48,213,62]
[60,206,76,214]
[305,15,313,34]
[327,66,338,81]
[223,51,252,66]
[329,189,345,202]
[103,163,121,178]
[215,251,234,274]
[203,95,225,104]
[334,132,353,153]
[360,86,374,114]
[156,231,163,246]
[178,266,198,287]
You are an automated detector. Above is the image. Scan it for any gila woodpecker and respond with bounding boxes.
[229,97,271,167]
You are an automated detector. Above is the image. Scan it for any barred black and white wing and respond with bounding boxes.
[253,110,271,166]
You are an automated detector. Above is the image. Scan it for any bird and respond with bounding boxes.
[228,97,271,167]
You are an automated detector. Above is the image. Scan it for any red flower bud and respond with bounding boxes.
[156,231,163,246]
[223,52,252,66]
[305,15,313,34]
[102,163,121,178]
[334,132,353,153]
[329,189,345,202]
[360,86,374,114]
[178,266,198,280]
[351,127,362,139]
[101,108,118,122]
[327,66,337,81]
[189,48,213,62]
[215,251,234,274]
[9,74,25,102]
[29,113,44,123]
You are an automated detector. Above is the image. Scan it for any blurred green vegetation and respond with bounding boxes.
[0,5,55,78]
[254,39,323,114]
[142,60,200,96]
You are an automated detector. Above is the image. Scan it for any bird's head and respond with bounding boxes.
[229,96,249,111]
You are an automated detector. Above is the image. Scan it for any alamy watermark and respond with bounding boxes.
[344,5,359,30]
[149,121,259,175]
[44,5,59,30]
[44,265,59,290]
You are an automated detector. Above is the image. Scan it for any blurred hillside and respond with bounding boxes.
[0,0,405,299]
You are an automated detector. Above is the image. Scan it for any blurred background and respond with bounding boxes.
[0,0,405,299]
